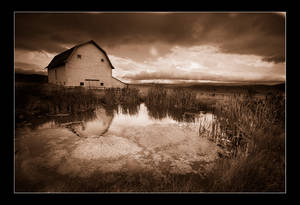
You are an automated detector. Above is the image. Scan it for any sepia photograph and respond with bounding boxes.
[14,11,286,193]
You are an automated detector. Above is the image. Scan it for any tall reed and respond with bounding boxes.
[102,87,142,114]
[144,86,214,121]
[201,92,285,191]
[16,84,102,118]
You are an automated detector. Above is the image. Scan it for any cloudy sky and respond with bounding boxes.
[14,12,285,84]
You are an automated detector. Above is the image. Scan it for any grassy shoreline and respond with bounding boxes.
[202,93,285,192]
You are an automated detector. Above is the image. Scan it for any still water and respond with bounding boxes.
[15,103,220,190]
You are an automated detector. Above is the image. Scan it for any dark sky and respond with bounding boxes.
[15,12,286,84]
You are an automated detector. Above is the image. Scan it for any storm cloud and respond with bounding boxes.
[14,12,286,84]
[15,12,285,62]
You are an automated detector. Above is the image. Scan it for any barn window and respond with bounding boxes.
[101,58,104,62]
[100,83,104,86]
[77,54,82,59]
[80,82,84,86]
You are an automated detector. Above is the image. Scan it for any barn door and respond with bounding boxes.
[91,81,97,88]
[85,79,99,89]
[84,80,89,88]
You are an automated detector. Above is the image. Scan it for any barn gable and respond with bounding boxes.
[46,40,115,70]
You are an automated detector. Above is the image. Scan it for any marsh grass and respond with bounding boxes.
[145,86,211,111]
[144,86,214,122]
[199,92,285,192]
[206,92,285,157]
[204,130,285,192]
[15,169,207,192]
[46,87,100,114]
[15,83,101,123]
[15,84,142,123]
[102,87,142,114]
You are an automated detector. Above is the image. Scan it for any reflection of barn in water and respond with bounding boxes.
[62,108,114,137]
[35,107,114,138]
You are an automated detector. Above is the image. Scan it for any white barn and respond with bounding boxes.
[46,40,127,89]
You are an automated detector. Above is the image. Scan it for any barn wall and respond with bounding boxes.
[64,43,126,88]
[48,69,55,84]
[48,65,66,85]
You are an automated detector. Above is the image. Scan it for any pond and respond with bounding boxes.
[14,103,221,192]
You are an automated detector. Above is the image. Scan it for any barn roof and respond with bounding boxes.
[46,40,115,70]
[112,76,127,85]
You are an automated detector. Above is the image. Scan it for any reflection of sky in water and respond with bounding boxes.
[109,104,216,136]
[112,104,179,127]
